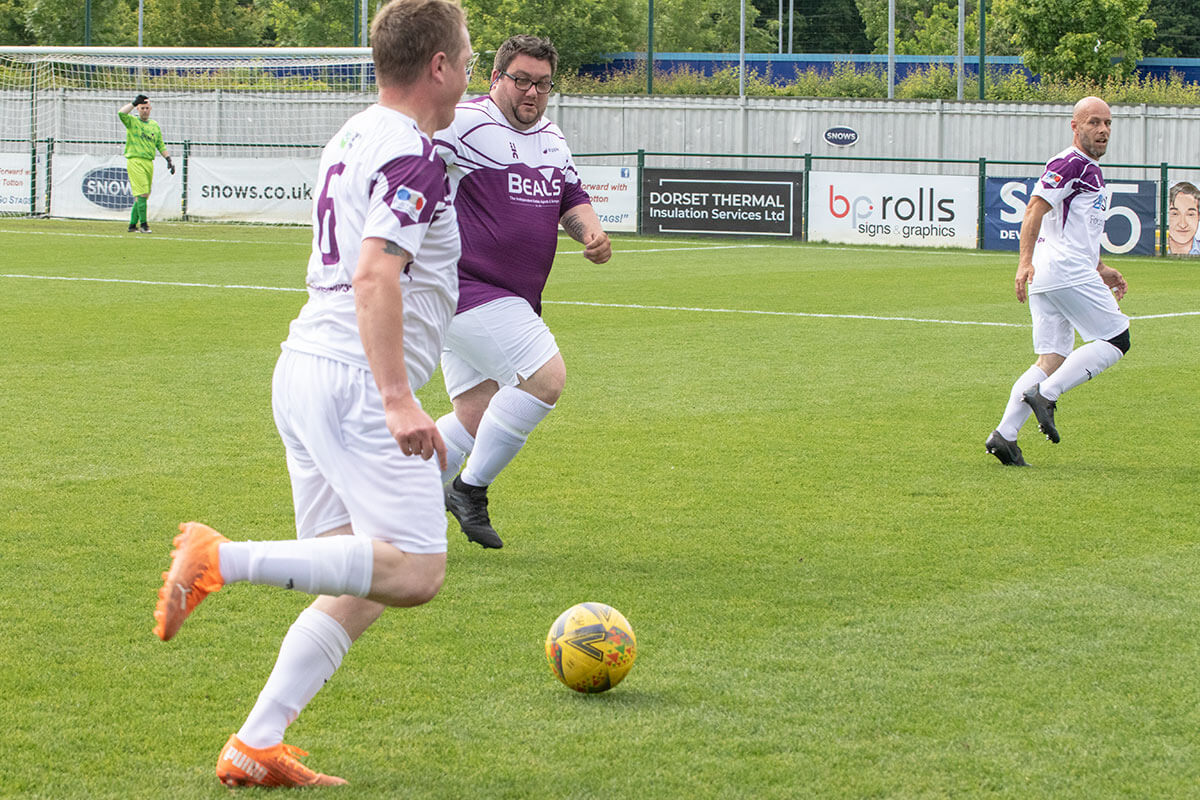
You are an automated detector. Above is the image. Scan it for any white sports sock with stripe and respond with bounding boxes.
[436,412,475,486]
[237,607,352,748]
[460,385,554,487]
[218,537,373,598]
[1040,340,1123,401]
[996,364,1046,441]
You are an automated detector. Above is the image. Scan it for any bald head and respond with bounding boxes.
[1071,96,1112,160]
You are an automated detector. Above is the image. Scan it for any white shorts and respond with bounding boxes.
[271,348,447,553]
[1029,281,1129,357]
[441,296,560,399]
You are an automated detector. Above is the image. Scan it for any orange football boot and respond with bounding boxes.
[153,522,228,641]
[216,734,348,787]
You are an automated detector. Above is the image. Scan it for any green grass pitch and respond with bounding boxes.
[1,219,1198,799]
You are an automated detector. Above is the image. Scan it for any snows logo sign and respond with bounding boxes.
[823,126,859,147]
[82,166,134,210]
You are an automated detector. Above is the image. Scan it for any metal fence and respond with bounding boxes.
[548,95,1200,182]
[5,91,1200,255]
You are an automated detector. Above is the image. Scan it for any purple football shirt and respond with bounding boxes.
[435,97,591,314]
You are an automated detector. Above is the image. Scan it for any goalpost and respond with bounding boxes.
[0,46,376,223]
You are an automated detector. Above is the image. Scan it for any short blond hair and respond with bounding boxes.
[371,0,466,88]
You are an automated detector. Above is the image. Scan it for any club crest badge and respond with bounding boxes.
[390,186,426,221]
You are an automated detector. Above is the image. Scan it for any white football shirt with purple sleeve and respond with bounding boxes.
[1029,146,1108,294]
[434,96,591,315]
[283,105,459,390]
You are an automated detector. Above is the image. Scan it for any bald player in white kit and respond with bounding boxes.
[433,34,611,548]
[985,96,1131,467]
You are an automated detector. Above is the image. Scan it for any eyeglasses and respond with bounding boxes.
[466,52,479,79]
[500,70,554,95]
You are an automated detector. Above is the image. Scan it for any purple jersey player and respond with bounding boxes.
[985,96,1131,466]
[433,34,611,548]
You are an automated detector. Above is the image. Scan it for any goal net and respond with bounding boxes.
[0,46,375,222]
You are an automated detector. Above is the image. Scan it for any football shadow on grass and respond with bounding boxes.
[547,685,662,706]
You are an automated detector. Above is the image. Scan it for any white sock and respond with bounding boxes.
[996,365,1046,441]
[460,386,554,487]
[436,412,475,486]
[237,607,352,749]
[218,537,373,598]
[1040,340,1123,400]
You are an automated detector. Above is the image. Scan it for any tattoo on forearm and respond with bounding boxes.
[561,213,586,242]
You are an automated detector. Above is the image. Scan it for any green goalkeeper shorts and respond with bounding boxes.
[126,157,154,196]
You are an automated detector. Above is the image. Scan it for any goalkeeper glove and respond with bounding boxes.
[166,156,175,175]
[132,94,149,106]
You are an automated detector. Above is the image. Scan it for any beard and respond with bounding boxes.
[513,102,540,125]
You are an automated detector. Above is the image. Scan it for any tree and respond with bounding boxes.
[895,1,1018,55]
[261,0,358,46]
[643,0,775,53]
[0,0,33,45]
[25,0,138,45]
[464,0,642,73]
[143,0,263,46]
[856,0,929,53]
[788,0,872,54]
[1144,0,1200,57]
[994,0,1155,81]
[855,0,1015,55]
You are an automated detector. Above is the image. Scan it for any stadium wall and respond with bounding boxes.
[4,90,1197,180]
[548,95,1198,182]
[4,91,1199,234]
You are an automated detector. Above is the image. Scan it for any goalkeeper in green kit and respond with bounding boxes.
[117,94,174,232]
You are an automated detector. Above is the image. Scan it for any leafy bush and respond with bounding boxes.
[984,67,1043,101]
[816,62,888,98]
[895,63,960,99]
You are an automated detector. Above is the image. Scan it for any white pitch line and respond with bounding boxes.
[545,299,1026,327]
[0,227,308,246]
[595,244,773,254]
[1126,311,1200,320]
[0,228,773,255]
[547,300,1199,325]
[0,273,304,293]
[2,272,1195,327]
[0,226,1099,261]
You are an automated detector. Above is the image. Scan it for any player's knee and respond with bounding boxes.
[1106,328,1131,354]
[522,353,564,402]
[539,378,564,406]
[373,548,445,607]
[383,571,444,607]
[401,570,444,606]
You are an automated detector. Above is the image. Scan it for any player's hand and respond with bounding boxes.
[166,157,175,175]
[582,230,611,264]
[1014,262,1034,303]
[385,397,448,471]
[1100,266,1127,300]
[133,94,148,106]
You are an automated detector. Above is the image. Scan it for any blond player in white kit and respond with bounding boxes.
[151,0,475,787]
[985,96,1131,467]
[433,35,611,548]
